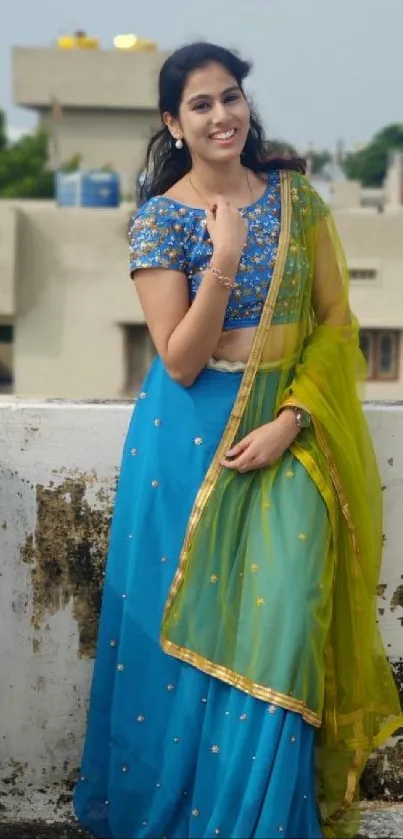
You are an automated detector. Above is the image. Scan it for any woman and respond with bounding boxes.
[74,42,402,839]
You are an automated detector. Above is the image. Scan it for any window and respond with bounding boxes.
[122,324,156,394]
[349,268,377,281]
[0,323,13,393]
[359,329,400,381]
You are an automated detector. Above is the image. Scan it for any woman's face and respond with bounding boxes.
[167,62,251,165]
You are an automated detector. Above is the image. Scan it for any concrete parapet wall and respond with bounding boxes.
[0,399,402,820]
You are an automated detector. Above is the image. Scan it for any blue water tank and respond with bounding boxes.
[55,170,120,207]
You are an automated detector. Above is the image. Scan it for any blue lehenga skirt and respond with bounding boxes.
[74,358,326,839]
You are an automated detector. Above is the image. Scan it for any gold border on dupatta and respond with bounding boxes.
[160,172,324,728]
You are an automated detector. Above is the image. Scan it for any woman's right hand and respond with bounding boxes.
[206,198,248,270]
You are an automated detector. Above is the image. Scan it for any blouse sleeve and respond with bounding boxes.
[128,198,186,278]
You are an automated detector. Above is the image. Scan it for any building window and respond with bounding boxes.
[349,268,377,281]
[0,323,14,393]
[359,329,400,381]
[122,324,155,394]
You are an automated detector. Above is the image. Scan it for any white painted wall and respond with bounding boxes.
[0,400,402,820]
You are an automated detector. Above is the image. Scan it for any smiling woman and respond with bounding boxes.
[74,41,402,839]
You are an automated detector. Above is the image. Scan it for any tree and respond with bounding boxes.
[264,139,298,159]
[0,108,81,199]
[309,150,332,175]
[0,127,54,198]
[343,124,403,187]
[0,110,6,153]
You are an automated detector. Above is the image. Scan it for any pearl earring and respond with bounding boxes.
[175,137,184,150]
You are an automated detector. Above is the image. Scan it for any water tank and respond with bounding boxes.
[55,171,120,208]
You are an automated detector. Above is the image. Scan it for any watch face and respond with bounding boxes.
[297,409,311,429]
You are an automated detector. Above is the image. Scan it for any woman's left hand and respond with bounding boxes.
[221,410,299,473]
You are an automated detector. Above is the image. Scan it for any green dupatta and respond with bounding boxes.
[161,171,403,838]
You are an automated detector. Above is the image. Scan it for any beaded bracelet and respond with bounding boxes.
[210,265,237,291]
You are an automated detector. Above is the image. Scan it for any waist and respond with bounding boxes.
[207,353,299,373]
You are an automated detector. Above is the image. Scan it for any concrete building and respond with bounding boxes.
[13,43,168,196]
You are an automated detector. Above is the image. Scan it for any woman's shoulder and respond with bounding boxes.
[288,170,326,201]
[129,195,188,228]
[288,171,329,218]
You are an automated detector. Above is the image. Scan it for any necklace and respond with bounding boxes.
[187,168,254,209]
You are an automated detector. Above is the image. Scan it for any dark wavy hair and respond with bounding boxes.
[139,42,305,204]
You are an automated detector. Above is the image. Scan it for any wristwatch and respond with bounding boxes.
[294,407,311,430]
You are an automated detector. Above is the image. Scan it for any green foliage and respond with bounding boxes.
[0,128,54,198]
[309,150,332,175]
[0,109,82,199]
[0,110,6,152]
[343,124,403,187]
[264,139,298,158]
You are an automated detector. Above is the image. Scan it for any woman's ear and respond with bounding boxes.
[162,112,182,145]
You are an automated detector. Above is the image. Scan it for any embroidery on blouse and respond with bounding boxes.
[128,171,313,329]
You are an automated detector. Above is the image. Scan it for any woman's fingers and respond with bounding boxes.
[226,440,247,458]
[222,450,257,472]
[226,433,254,458]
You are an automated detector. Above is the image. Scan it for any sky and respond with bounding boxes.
[2,0,402,152]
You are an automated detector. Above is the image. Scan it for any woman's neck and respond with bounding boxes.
[190,158,247,198]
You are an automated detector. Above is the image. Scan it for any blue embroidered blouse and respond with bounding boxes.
[129,170,281,331]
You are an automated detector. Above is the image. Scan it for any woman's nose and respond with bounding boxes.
[211,101,230,125]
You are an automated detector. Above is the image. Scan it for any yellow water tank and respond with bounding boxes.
[57,32,99,50]
[113,34,157,51]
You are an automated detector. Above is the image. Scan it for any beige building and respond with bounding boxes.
[13,44,167,196]
[311,153,403,402]
[1,45,402,401]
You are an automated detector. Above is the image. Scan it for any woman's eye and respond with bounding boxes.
[193,102,209,111]
[224,94,240,103]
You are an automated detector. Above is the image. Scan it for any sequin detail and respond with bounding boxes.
[128,173,284,330]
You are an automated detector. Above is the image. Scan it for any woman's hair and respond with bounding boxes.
[139,41,306,204]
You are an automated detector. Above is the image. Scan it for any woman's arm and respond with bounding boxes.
[133,197,248,387]
[135,250,240,387]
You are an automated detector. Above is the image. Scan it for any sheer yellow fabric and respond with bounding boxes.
[279,206,403,836]
[161,172,403,837]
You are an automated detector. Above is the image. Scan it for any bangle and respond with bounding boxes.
[210,265,237,291]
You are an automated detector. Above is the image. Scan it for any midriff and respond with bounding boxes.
[213,326,257,364]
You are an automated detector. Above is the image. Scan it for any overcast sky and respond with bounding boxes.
[2,0,401,151]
